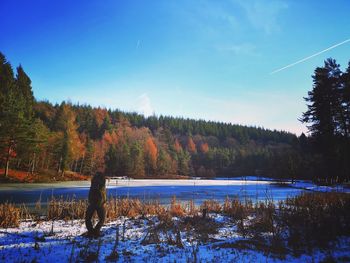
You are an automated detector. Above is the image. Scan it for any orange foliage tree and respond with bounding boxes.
[187,137,197,153]
[55,103,85,172]
[199,142,209,153]
[93,108,108,127]
[144,137,158,175]
[174,138,182,153]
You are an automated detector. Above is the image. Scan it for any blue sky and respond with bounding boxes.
[1,0,350,135]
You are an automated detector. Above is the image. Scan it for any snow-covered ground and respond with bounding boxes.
[1,215,349,262]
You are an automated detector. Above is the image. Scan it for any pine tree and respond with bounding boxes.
[105,144,118,176]
[177,150,191,176]
[99,115,113,137]
[0,53,33,177]
[301,58,348,180]
[301,59,341,146]
[342,62,350,137]
[157,148,172,175]
[16,65,34,119]
[82,138,95,175]
[130,142,145,177]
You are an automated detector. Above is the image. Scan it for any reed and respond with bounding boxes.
[47,197,87,220]
[0,202,20,227]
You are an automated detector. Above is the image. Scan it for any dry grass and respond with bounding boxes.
[47,197,88,220]
[280,192,350,253]
[46,197,167,222]
[223,196,253,220]
[169,196,186,217]
[200,199,221,214]
[106,198,166,220]
[0,202,20,227]
[1,192,349,257]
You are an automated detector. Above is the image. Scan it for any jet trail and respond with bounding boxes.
[270,38,350,74]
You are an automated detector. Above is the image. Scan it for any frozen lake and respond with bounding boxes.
[0,178,305,206]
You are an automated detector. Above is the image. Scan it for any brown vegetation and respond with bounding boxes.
[0,169,35,183]
[0,192,349,257]
[0,202,20,227]
[0,168,89,183]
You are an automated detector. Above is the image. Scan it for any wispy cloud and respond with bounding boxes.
[270,38,350,74]
[235,0,288,34]
[137,93,153,117]
[175,1,239,37]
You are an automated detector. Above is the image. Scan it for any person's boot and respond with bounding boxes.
[93,228,102,238]
[85,230,96,239]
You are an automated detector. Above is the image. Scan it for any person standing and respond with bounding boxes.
[85,172,107,237]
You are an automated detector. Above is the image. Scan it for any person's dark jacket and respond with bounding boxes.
[88,174,107,206]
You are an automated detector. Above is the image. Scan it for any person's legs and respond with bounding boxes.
[85,204,96,233]
[94,205,106,234]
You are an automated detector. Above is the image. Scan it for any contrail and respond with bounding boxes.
[270,38,350,74]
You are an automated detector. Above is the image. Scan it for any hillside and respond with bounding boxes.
[1,52,303,181]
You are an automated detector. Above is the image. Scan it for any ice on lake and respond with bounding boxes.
[0,178,305,207]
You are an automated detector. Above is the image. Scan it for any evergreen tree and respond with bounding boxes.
[157,148,172,175]
[105,144,118,176]
[82,138,95,175]
[301,58,350,180]
[0,53,33,177]
[177,150,191,176]
[342,62,350,137]
[98,114,113,138]
[301,59,339,152]
[130,142,145,177]
[16,65,34,119]
[118,142,131,177]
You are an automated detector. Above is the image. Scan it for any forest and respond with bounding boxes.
[1,52,349,183]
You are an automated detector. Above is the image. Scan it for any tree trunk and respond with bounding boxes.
[58,156,62,173]
[41,153,46,169]
[46,154,51,170]
[4,145,11,177]
[79,154,85,174]
[31,153,36,174]
[74,159,78,172]
[17,159,22,169]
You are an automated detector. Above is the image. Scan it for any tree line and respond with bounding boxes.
[1,52,348,182]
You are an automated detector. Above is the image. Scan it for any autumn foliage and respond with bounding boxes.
[174,139,182,153]
[187,137,197,153]
[0,169,35,183]
[199,142,209,153]
[144,137,158,173]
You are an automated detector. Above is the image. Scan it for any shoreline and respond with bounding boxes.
[1,192,349,262]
